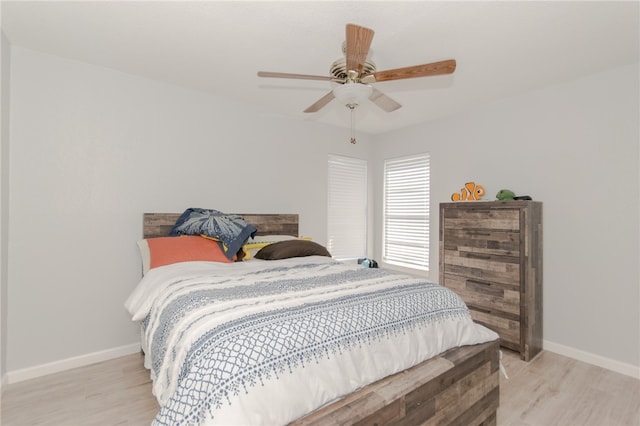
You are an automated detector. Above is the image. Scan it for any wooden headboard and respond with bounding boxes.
[143,213,299,239]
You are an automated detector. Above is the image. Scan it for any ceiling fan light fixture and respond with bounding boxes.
[333,83,373,108]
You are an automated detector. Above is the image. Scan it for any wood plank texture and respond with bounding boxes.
[3,349,639,425]
[292,341,500,426]
[142,212,299,238]
[440,201,543,361]
[499,350,640,425]
[1,352,160,425]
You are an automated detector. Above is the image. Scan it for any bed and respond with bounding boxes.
[126,212,501,425]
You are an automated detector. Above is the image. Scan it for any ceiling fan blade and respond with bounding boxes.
[304,91,335,113]
[369,87,402,112]
[361,59,456,83]
[345,23,374,75]
[257,71,334,81]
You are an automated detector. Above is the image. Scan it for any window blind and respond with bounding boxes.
[327,154,367,261]
[383,154,430,270]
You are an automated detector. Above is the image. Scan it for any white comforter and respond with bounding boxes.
[125,256,498,425]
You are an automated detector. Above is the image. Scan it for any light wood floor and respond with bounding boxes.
[1,349,638,425]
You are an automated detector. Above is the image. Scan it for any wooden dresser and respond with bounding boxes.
[439,201,542,361]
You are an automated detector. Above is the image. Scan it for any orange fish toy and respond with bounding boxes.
[451,182,485,201]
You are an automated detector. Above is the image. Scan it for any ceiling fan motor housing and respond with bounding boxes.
[330,58,377,81]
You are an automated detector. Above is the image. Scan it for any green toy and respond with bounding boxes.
[496,189,516,201]
[496,189,533,201]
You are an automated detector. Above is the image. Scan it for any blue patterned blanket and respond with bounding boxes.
[130,257,497,425]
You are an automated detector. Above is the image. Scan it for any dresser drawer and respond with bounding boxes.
[442,248,521,287]
[441,228,520,257]
[469,309,520,351]
[443,274,520,316]
[442,208,520,231]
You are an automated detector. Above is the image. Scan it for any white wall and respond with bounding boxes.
[1,31,11,387]
[373,63,640,370]
[6,45,639,379]
[6,47,373,373]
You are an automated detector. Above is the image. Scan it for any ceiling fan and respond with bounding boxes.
[257,23,457,115]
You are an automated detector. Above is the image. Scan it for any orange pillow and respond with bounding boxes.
[138,236,233,273]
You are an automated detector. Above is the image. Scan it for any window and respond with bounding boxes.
[383,154,430,271]
[327,154,367,261]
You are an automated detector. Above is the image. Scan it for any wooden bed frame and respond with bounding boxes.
[143,213,500,425]
[143,213,301,239]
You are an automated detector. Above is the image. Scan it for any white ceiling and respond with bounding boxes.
[2,1,639,135]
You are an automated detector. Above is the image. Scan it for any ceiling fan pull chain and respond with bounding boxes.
[350,106,356,144]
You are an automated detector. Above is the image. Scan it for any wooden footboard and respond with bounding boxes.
[291,340,500,426]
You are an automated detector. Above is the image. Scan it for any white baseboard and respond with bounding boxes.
[544,340,640,379]
[5,340,638,385]
[6,343,141,384]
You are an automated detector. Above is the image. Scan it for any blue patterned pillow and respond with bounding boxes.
[168,208,257,259]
